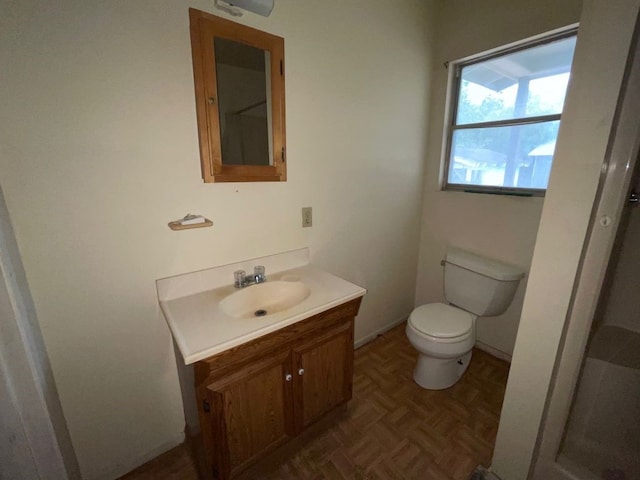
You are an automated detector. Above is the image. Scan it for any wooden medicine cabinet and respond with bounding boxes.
[189,8,286,183]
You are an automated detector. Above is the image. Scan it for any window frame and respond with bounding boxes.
[442,27,579,197]
[189,8,286,183]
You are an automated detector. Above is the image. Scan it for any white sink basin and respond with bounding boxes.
[219,280,311,319]
[157,249,367,363]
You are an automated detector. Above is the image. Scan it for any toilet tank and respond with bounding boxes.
[444,248,525,317]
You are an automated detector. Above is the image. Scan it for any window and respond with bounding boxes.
[443,30,577,195]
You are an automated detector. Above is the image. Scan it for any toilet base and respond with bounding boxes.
[413,350,473,390]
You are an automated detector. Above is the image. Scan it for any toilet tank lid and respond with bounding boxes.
[445,248,526,281]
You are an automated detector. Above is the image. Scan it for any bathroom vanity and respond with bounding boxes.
[156,249,366,479]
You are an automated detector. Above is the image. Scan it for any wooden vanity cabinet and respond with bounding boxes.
[192,298,361,480]
[204,350,294,478]
[292,321,353,429]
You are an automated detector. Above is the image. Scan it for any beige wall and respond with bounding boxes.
[0,1,434,478]
[415,0,583,357]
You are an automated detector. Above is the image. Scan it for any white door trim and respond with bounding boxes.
[0,184,81,479]
[532,12,640,480]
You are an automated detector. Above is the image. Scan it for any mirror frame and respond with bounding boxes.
[189,8,286,183]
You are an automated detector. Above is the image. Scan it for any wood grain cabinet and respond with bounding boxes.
[192,298,361,480]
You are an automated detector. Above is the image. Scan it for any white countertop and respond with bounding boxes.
[156,249,366,365]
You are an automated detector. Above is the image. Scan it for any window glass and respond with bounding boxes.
[449,121,560,190]
[446,32,576,194]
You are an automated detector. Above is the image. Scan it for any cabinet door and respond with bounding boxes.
[292,320,354,430]
[206,351,293,478]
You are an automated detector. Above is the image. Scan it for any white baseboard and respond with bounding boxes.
[485,470,504,480]
[92,432,184,480]
[354,315,408,349]
[353,317,512,363]
[472,465,504,480]
[475,341,512,363]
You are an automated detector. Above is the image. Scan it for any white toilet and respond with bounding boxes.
[406,247,525,390]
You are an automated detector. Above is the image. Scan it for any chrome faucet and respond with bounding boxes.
[234,266,267,288]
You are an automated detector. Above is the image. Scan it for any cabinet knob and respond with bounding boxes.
[285,373,292,382]
[298,368,305,376]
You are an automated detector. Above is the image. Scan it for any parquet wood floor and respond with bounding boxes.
[120,322,509,480]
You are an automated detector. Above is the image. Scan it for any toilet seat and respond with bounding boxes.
[408,303,474,341]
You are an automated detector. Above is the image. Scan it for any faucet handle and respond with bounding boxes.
[234,270,246,288]
[254,265,266,283]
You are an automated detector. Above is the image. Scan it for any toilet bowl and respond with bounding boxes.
[407,248,525,390]
[406,303,476,389]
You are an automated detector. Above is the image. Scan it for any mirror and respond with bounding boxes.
[214,38,272,166]
[189,9,286,182]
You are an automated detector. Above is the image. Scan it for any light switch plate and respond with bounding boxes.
[302,207,312,227]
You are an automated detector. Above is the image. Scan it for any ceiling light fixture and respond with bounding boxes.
[213,0,274,17]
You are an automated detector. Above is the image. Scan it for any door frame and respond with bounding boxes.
[0,185,81,479]
[532,12,640,480]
